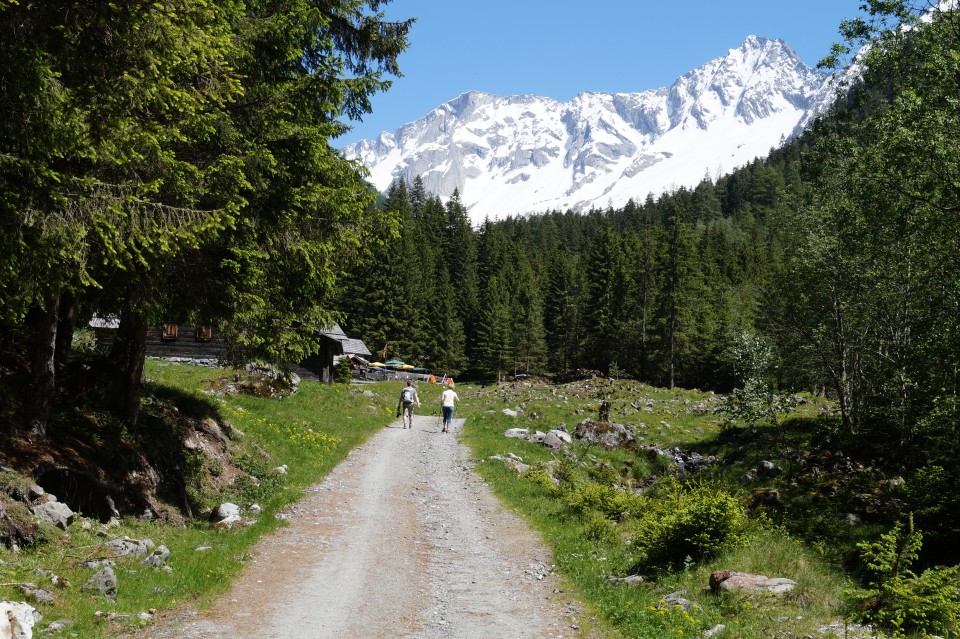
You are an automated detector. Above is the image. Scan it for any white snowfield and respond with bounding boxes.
[344,36,840,224]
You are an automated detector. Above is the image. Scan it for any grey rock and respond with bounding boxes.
[759,460,783,476]
[81,567,118,600]
[44,619,74,633]
[607,574,644,586]
[488,455,529,475]
[502,409,518,417]
[18,585,54,604]
[573,419,637,450]
[212,503,241,525]
[104,537,150,559]
[702,624,726,638]
[542,431,569,450]
[503,428,529,439]
[710,570,795,594]
[141,545,170,568]
[657,590,697,611]
[31,502,74,530]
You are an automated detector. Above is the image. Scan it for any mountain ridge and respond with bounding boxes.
[344,36,838,223]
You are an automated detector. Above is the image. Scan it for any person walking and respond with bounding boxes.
[438,382,459,433]
[399,380,420,429]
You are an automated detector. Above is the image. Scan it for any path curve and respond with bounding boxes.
[140,416,595,639]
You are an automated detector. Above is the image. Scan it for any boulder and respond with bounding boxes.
[0,601,39,639]
[213,501,240,520]
[141,545,170,568]
[103,536,150,559]
[573,419,637,450]
[31,502,73,530]
[542,430,571,450]
[709,570,796,594]
[211,503,242,529]
[81,567,117,600]
[17,586,53,605]
[504,428,529,439]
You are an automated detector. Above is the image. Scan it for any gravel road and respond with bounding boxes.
[140,415,597,639]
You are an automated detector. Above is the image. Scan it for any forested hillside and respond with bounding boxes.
[337,0,960,562]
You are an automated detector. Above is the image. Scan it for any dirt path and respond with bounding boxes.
[141,416,598,639]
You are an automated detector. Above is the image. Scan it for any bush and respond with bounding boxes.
[626,478,749,570]
[525,464,560,494]
[581,512,619,544]
[849,518,960,637]
[564,481,641,520]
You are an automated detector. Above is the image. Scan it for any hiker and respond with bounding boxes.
[399,380,420,429]
[438,381,459,433]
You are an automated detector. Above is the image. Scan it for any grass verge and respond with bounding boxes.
[0,362,403,638]
[457,377,865,639]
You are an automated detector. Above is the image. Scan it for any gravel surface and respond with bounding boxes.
[139,416,599,639]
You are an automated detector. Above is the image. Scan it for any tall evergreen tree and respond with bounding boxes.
[475,273,513,381]
[543,250,584,373]
[582,221,628,373]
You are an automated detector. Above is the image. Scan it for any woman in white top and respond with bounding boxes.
[438,382,460,433]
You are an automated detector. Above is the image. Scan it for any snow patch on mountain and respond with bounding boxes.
[344,36,839,224]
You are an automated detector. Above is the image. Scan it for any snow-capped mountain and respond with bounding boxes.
[343,36,838,224]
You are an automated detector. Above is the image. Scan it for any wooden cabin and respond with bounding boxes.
[89,317,370,384]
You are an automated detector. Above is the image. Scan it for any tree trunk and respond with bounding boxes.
[54,291,77,379]
[110,307,148,426]
[24,290,60,437]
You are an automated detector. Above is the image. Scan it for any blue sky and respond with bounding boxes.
[338,1,865,147]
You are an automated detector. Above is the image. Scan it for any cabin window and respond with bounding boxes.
[196,326,212,342]
[161,323,178,340]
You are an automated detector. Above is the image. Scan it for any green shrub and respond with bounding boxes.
[627,478,749,570]
[580,512,619,544]
[588,461,621,486]
[564,481,640,519]
[525,464,560,494]
[850,518,960,637]
[552,457,579,488]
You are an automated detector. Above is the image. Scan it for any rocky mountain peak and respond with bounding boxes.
[344,36,837,224]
